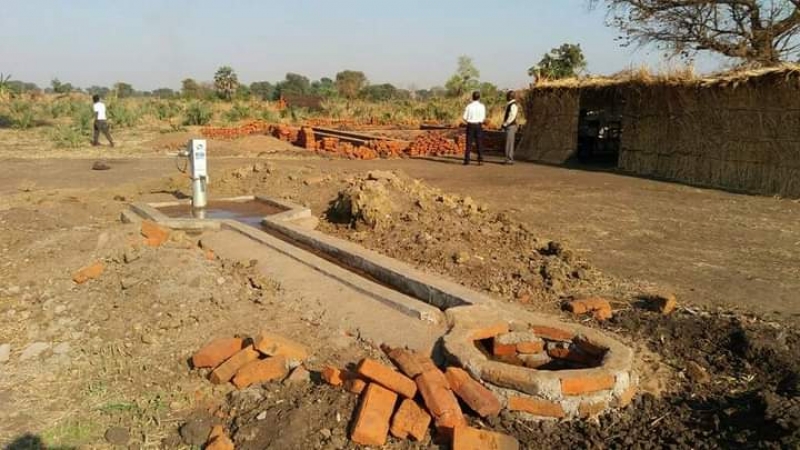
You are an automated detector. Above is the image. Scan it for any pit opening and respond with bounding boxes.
[475,329,607,371]
[157,199,287,228]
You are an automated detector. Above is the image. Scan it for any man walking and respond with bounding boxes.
[502,91,519,165]
[92,95,114,147]
[462,91,486,165]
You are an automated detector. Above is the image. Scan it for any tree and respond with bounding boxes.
[478,81,501,100]
[275,73,311,98]
[335,70,368,99]
[152,88,176,99]
[360,83,399,101]
[87,86,110,97]
[250,81,275,101]
[51,78,73,94]
[529,43,587,80]
[213,66,239,101]
[181,78,201,99]
[114,82,135,98]
[591,0,800,66]
[311,77,337,98]
[445,56,480,97]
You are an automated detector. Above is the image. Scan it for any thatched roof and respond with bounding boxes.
[532,64,800,91]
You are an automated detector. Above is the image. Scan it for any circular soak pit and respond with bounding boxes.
[443,305,637,420]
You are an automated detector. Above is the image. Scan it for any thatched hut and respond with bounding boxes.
[518,66,800,197]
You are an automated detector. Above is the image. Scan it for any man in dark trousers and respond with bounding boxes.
[92,95,114,147]
[462,90,486,165]
[502,90,519,164]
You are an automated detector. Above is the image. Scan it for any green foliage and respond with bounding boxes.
[0,73,11,98]
[250,81,275,101]
[214,66,239,101]
[479,81,501,101]
[183,101,213,126]
[360,83,399,101]
[259,108,280,123]
[8,99,36,129]
[153,100,183,120]
[275,73,311,98]
[6,80,40,94]
[114,82,135,99]
[181,78,203,99]
[335,70,368,99]
[86,86,110,97]
[445,56,480,97]
[107,102,139,128]
[51,78,73,94]
[311,77,337,98]
[50,125,88,148]
[530,43,587,80]
[223,103,252,123]
[152,88,176,99]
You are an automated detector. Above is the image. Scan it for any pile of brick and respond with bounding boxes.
[297,127,316,150]
[407,133,463,157]
[486,327,605,371]
[201,121,271,140]
[323,346,520,449]
[564,297,614,321]
[366,140,409,159]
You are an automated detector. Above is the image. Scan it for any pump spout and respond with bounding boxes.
[192,175,208,209]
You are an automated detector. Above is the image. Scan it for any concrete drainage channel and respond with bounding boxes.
[125,195,638,420]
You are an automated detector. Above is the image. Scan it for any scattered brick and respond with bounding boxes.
[205,425,234,450]
[351,383,398,446]
[469,322,510,341]
[72,261,105,284]
[591,307,613,321]
[452,426,520,450]
[531,325,575,342]
[579,400,609,418]
[650,292,678,315]
[492,339,517,357]
[253,332,309,364]
[561,374,616,395]
[445,367,502,417]
[516,340,545,354]
[141,220,170,247]
[357,359,417,399]
[390,399,431,441]
[192,337,244,369]
[345,378,368,395]
[383,346,437,379]
[565,297,611,314]
[284,366,311,385]
[322,366,346,387]
[232,356,288,389]
[416,369,466,431]
[205,249,216,261]
[507,396,566,418]
[209,345,260,385]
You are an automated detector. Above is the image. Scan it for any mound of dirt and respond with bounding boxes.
[321,171,597,303]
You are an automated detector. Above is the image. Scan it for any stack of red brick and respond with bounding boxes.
[407,133,462,157]
[201,121,271,140]
[323,346,519,449]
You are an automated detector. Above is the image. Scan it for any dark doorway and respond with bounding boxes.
[576,89,622,167]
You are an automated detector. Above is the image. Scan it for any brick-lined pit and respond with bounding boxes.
[443,305,638,420]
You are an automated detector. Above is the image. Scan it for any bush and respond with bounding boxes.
[9,99,36,129]
[183,101,213,126]
[50,125,87,148]
[108,102,139,128]
[154,101,183,121]
[223,103,253,123]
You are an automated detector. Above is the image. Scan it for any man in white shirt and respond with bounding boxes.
[462,91,486,165]
[92,95,115,147]
[502,91,519,165]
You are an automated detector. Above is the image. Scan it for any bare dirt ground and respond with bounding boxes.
[0,130,798,449]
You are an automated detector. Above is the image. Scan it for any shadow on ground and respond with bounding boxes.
[4,434,74,450]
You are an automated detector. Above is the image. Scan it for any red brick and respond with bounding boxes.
[531,325,574,342]
[591,306,613,321]
[205,249,216,261]
[416,369,466,431]
[390,399,431,441]
[253,332,309,363]
[561,374,616,395]
[205,425,234,450]
[322,366,346,387]
[650,292,678,315]
[579,400,609,418]
[208,425,225,441]
[507,396,565,418]
[516,340,545,354]
[492,339,517,357]
[383,346,437,379]
[469,322,510,341]
[445,367,502,417]
[141,220,170,247]
[357,359,417,399]
[192,337,244,369]
[72,261,105,284]
[565,297,611,315]
[232,356,288,389]
[345,378,367,395]
[209,345,260,384]
[452,426,520,450]
[351,383,398,446]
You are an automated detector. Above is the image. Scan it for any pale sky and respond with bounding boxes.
[0,0,723,91]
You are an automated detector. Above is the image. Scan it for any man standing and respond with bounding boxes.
[462,91,486,165]
[502,91,519,165]
[92,95,114,147]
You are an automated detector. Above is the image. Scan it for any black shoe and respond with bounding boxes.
[478,160,484,166]
[463,161,469,166]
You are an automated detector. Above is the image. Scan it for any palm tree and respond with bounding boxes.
[0,73,12,100]
[213,66,239,101]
